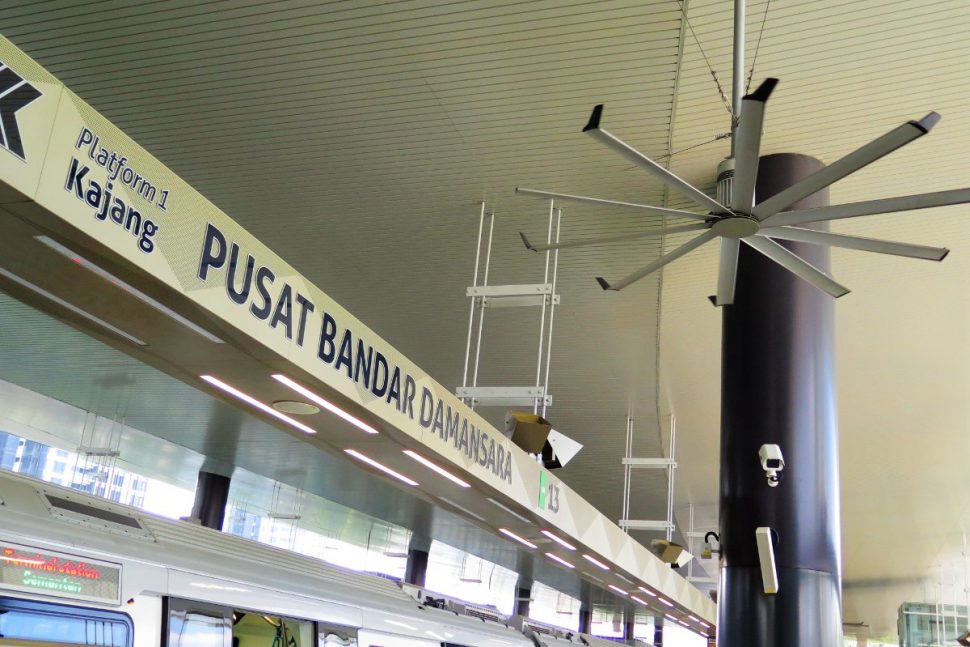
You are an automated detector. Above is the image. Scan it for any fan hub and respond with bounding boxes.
[712,215,760,238]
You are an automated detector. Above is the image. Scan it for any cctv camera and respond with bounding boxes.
[759,444,784,487]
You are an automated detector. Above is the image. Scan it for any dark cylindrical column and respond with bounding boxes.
[653,616,663,647]
[191,471,230,531]
[404,548,429,588]
[579,606,592,634]
[514,583,532,617]
[718,153,842,646]
[624,612,635,640]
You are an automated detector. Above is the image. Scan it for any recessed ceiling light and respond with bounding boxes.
[272,374,379,434]
[540,529,576,551]
[272,400,319,415]
[699,620,711,628]
[499,528,537,549]
[607,584,628,596]
[659,597,674,608]
[631,595,648,605]
[637,586,657,597]
[0,267,147,346]
[581,554,610,571]
[544,552,575,569]
[344,449,418,486]
[665,614,678,622]
[403,450,471,488]
[35,236,224,343]
[200,375,316,434]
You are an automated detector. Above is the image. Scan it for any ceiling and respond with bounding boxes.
[3,0,970,640]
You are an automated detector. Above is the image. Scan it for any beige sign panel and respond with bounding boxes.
[0,35,715,624]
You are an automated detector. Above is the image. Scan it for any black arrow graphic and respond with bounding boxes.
[0,65,42,161]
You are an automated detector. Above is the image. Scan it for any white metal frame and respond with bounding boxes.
[458,201,561,417]
[619,416,677,540]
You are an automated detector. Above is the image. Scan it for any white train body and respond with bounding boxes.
[0,469,620,647]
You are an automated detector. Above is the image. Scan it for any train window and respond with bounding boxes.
[165,599,231,647]
[317,623,357,647]
[0,596,133,647]
[232,612,312,647]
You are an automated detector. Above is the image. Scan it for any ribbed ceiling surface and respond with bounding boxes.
[3,0,969,640]
[2,0,686,533]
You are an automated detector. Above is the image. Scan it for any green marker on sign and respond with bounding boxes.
[538,471,548,509]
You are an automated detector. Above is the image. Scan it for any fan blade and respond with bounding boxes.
[762,187,970,227]
[732,78,779,215]
[596,229,718,291]
[752,112,941,220]
[743,236,850,298]
[515,187,709,221]
[582,105,729,214]
[758,226,948,261]
[715,238,741,306]
[521,223,709,252]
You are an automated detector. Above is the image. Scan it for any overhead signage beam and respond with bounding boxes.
[0,35,714,625]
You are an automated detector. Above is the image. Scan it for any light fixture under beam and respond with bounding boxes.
[498,528,537,549]
[344,449,418,487]
[540,529,576,551]
[36,236,224,343]
[607,584,628,596]
[272,374,379,435]
[403,450,471,488]
[200,375,316,434]
[544,552,575,569]
[487,497,532,524]
[631,595,648,605]
[0,266,147,346]
[581,554,610,571]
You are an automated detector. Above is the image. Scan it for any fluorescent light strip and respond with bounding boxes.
[659,598,674,608]
[487,497,532,524]
[582,554,610,571]
[36,236,223,343]
[437,496,486,522]
[0,267,148,346]
[201,375,316,434]
[607,584,628,596]
[544,552,575,569]
[344,449,418,486]
[403,450,471,488]
[630,595,648,606]
[637,586,657,597]
[499,528,537,549]
[272,374,379,434]
[540,529,576,551]
[688,615,699,623]
[665,614,678,622]
[699,621,711,628]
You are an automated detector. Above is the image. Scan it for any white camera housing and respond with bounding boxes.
[759,444,784,487]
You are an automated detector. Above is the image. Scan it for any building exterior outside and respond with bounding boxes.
[898,602,969,647]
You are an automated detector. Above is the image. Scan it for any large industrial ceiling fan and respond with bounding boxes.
[516,76,966,305]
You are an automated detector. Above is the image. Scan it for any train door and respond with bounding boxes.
[164,598,352,647]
